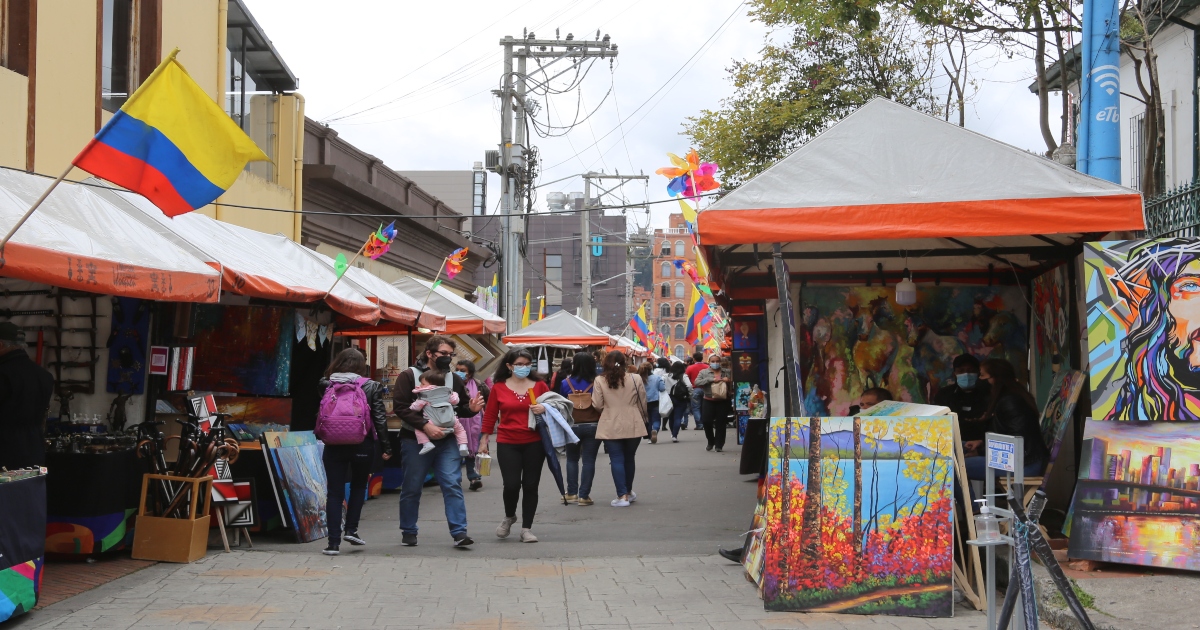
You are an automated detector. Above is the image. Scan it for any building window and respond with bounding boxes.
[660,240,671,256]
[674,240,685,256]
[472,169,486,215]
[0,0,33,76]
[675,303,685,318]
[674,282,684,298]
[660,303,671,318]
[674,345,685,358]
[545,254,562,310]
[674,324,684,338]
[660,282,669,298]
[660,262,671,278]
[100,0,160,113]
[227,20,277,180]
[1129,110,1165,193]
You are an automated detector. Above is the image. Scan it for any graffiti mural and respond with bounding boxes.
[1086,238,1200,420]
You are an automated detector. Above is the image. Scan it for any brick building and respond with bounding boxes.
[650,213,704,359]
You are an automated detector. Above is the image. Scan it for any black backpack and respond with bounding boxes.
[670,377,690,402]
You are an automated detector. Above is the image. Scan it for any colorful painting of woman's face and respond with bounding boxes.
[1168,259,1200,367]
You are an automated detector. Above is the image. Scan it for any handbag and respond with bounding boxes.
[710,379,730,401]
[566,379,600,423]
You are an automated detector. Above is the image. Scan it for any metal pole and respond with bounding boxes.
[499,37,516,330]
[581,173,593,324]
[985,451,996,630]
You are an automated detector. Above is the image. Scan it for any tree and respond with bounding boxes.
[1121,0,1181,196]
[802,416,823,563]
[685,4,938,188]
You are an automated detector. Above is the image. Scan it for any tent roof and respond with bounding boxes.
[697,99,1143,247]
[0,169,220,301]
[392,276,505,335]
[295,248,447,331]
[613,336,649,356]
[101,187,380,323]
[502,310,613,346]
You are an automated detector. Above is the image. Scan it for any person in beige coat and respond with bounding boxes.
[592,350,647,507]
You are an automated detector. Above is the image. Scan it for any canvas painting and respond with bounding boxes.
[1032,265,1071,410]
[733,319,759,350]
[223,479,258,528]
[1068,418,1200,570]
[262,431,328,543]
[216,397,293,425]
[800,286,1027,416]
[761,416,955,616]
[188,305,293,396]
[1085,238,1200,420]
[735,383,752,411]
[733,351,759,382]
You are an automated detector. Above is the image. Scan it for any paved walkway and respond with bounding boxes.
[16,427,985,629]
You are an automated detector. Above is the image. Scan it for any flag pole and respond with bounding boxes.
[617,299,648,340]
[414,257,449,327]
[0,163,75,267]
[322,241,367,299]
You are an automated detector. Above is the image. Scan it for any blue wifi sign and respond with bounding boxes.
[1091,65,1120,123]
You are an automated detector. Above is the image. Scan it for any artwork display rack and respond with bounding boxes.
[49,291,99,403]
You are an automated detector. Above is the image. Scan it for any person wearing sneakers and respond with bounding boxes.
[663,361,691,442]
[694,355,733,452]
[479,348,550,543]
[684,352,707,431]
[592,351,648,507]
[316,348,392,556]
[560,352,601,505]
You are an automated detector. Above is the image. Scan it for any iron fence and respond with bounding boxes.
[1144,180,1200,237]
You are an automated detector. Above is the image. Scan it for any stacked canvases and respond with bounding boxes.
[1069,238,1200,571]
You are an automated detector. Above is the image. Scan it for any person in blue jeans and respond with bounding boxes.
[392,336,485,547]
[638,361,667,443]
[684,352,706,430]
[591,351,648,507]
[561,352,602,505]
[664,361,691,442]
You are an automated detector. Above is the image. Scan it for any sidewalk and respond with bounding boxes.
[19,550,984,629]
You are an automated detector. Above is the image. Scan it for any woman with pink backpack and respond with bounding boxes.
[315,348,392,556]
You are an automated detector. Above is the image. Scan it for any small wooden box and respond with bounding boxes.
[131,474,212,563]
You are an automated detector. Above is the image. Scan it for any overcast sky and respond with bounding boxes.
[247,0,1060,230]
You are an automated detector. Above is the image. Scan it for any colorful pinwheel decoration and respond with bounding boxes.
[446,247,469,280]
[365,222,397,260]
[655,149,719,199]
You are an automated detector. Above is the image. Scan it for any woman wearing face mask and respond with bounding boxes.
[933,354,991,447]
[591,351,648,507]
[479,348,550,542]
[963,358,1049,481]
[693,355,733,452]
[455,359,489,491]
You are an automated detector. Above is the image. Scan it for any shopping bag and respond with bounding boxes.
[474,453,492,477]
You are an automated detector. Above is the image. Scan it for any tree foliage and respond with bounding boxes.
[685,2,938,188]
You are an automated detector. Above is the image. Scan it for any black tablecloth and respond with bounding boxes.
[0,474,46,571]
[45,450,146,517]
[739,418,768,476]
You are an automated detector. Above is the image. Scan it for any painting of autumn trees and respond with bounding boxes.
[761,416,954,617]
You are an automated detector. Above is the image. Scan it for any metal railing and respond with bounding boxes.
[1145,180,1200,237]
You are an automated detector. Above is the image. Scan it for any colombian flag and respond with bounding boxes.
[74,49,269,217]
[684,286,712,345]
[521,290,531,328]
[629,304,651,348]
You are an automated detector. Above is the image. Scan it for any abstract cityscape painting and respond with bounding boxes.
[1086,238,1200,420]
[799,286,1027,416]
[262,431,328,543]
[761,416,955,616]
[1068,418,1200,571]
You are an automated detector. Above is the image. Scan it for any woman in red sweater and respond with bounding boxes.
[479,348,550,543]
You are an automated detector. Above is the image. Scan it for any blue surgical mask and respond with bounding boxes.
[709,363,720,370]
[956,373,978,389]
[454,371,468,381]
[513,365,532,378]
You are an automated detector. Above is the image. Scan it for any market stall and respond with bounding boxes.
[693,99,1145,615]
[392,274,506,374]
[502,310,615,373]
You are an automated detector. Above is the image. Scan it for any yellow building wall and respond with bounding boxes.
[32,0,97,177]
[0,69,27,169]
[162,0,220,101]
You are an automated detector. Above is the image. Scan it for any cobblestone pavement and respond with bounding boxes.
[16,431,985,629]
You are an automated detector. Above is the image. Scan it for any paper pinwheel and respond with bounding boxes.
[446,247,469,280]
[655,150,719,199]
[364,222,398,260]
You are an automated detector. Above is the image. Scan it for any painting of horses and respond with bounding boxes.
[1032,266,1070,410]
[800,286,1027,416]
[760,416,955,616]
[1085,238,1200,420]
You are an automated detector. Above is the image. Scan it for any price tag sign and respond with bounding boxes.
[987,439,1015,472]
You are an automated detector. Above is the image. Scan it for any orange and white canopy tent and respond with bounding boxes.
[0,168,221,302]
[296,248,447,331]
[502,310,613,346]
[695,99,1145,292]
[392,276,505,335]
[101,185,380,323]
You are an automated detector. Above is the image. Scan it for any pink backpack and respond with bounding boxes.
[315,377,374,445]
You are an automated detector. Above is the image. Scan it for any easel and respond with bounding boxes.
[212,504,254,552]
[951,413,988,611]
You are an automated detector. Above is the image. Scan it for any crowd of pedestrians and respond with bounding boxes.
[316,338,734,553]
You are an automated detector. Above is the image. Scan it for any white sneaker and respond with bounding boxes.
[611,497,630,507]
[418,442,436,455]
[629,492,637,503]
[496,516,517,538]
[520,528,538,543]
[672,437,678,443]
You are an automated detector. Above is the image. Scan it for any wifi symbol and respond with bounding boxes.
[1092,65,1120,96]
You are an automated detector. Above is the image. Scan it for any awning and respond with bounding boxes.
[392,276,505,335]
[697,99,1144,248]
[0,169,221,302]
[99,186,380,323]
[502,310,612,346]
[295,247,447,330]
[613,336,650,356]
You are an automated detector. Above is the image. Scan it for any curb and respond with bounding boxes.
[1032,569,1128,630]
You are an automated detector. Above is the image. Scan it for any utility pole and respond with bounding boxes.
[579,171,648,325]
[495,32,618,331]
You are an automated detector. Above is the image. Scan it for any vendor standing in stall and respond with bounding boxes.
[933,354,991,451]
[393,336,485,548]
[0,323,53,470]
